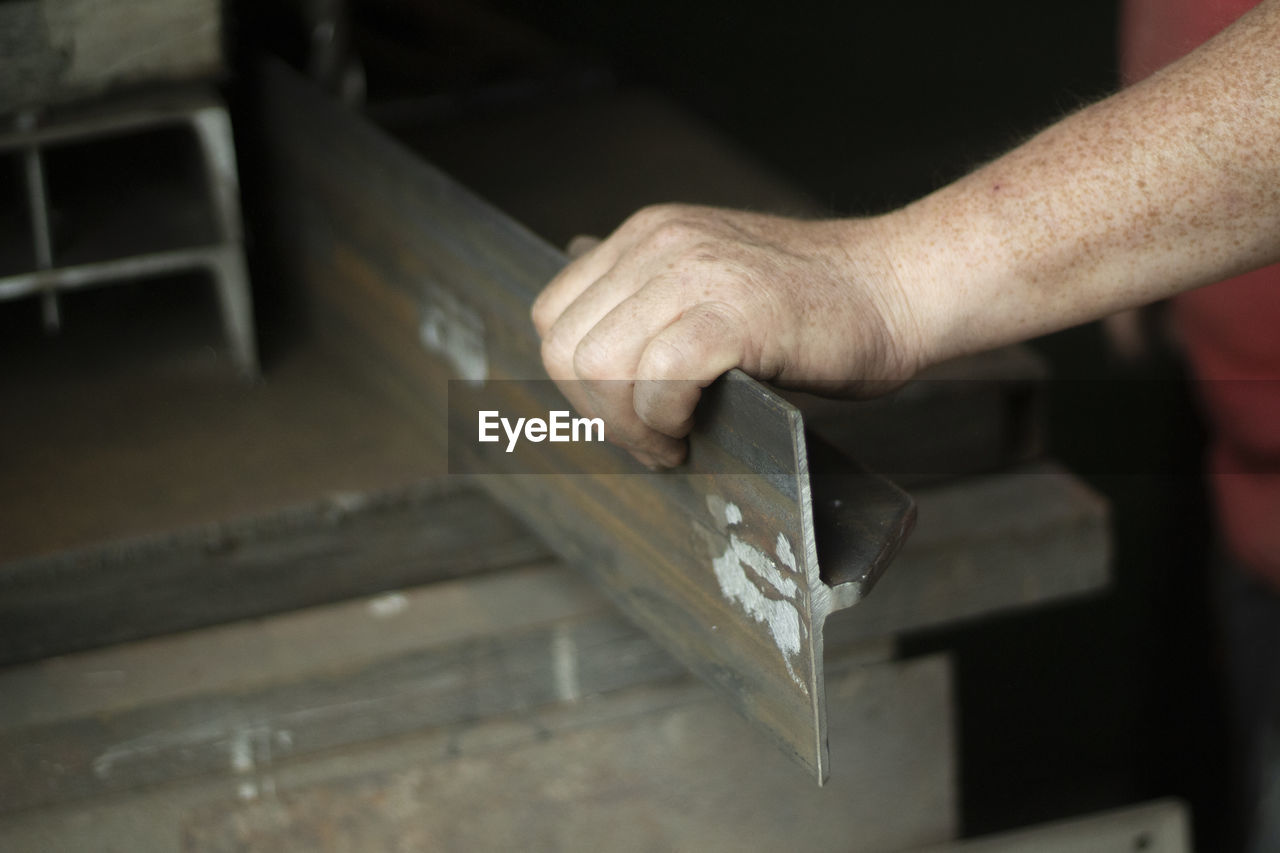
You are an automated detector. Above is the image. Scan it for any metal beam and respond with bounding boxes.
[260,61,914,783]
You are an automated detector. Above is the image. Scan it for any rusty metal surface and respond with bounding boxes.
[260,61,912,782]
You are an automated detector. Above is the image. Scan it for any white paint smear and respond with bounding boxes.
[775,532,796,572]
[707,499,807,692]
[229,728,254,774]
[551,624,581,703]
[368,592,409,619]
[419,284,487,385]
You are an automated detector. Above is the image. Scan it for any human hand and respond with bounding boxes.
[532,204,927,468]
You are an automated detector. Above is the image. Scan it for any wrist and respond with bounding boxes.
[829,213,938,380]
[869,194,1004,373]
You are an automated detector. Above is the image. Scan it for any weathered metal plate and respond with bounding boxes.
[260,61,913,782]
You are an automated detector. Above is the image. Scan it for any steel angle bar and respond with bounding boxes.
[260,61,914,783]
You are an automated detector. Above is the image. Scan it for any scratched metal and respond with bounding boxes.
[261,61,914,783]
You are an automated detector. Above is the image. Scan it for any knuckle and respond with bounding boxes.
[638,302,747,383]
[689,299,748,334]
[644,218,702,252]
[540,328,576,374]
[572,334,618,381]
[639,336,690,381]
[627,203,679,231]
[674,240,738,279]
[679,238,721,261]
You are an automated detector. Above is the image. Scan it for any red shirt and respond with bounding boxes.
[1122,0,1280,586]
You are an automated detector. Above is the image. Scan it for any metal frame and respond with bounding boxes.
[0,90,257,377]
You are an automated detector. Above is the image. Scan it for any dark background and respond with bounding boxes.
[239,0,1226,844]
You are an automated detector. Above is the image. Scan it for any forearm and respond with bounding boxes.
[531,0,1280,466]
[880,0,1280,369]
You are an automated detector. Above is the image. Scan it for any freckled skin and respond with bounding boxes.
[903,0,1280,366]
[533,0,1280,467]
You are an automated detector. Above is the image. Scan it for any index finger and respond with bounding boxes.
[531,239,615,337]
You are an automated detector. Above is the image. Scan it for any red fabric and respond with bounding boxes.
[1119,0,1259,85]
[1122,0,1280,586]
